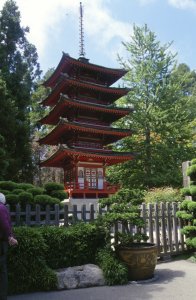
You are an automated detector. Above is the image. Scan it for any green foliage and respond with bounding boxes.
[34,195,60,205]
[180,200,191,210]
[181,187,191,197]
[176,211,193,220]
[0,0,41,181]
[96,248,128,285]
[99,188,148,246]
[17,183,34,190]
[177,158,196,249]
[144,187,182,204]
[0,181,18,191]
[27,187,45,196]
[6,194,19,205]
[12,188,25,195]
[187,165,196,181]
[110,24,195,189]
[191,159,196,165]
[0,189,10,195]
[51,190,68,200]
[38,223,107,269]
[18,191,33,203]
[190,186,196,196]
[7,227,57,294]
[44,182,65,194]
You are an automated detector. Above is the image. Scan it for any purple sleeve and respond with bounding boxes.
[0,204,12,240]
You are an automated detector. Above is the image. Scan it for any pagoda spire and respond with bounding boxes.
[79,2,85,58]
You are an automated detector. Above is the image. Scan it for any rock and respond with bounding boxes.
[56,264,105,290]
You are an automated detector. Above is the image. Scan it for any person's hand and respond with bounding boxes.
[8,236,18,246]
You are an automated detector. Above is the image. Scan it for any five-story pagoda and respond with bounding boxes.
[38,5,134,208]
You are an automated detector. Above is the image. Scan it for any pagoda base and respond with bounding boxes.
[63,197,99,210]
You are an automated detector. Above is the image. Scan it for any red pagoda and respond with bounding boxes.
[38,53,134,205]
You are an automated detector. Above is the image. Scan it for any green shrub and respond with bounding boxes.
[187,201,196,212]
[7,227,57,294]
[6,194,19,205]
[96,248,128,285]
[44,182,64,194]
[181,226,196,236]
[34,195,60,205]
[17,183,34,190]
[187,165,196,180]
[180,200,191,210]
[191,158,196,165]
[51,190,68,200]
[144,187,182,204]
[12,189,25,195]
[0,189,10,195]
[176,211,193,220]
[27,187,45,196]
[0,181,18,191]
[190,186,196,196]
[39,222,107,269]
[18,192,33,203]
[180,187,191,197]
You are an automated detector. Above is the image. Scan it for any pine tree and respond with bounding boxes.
[109,24,195,188]
[0,0,41,181]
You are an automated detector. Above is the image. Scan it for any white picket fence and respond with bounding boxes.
[8,202,187,258]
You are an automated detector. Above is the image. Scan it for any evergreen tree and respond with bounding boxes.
[109,24,195,188]
[0,0,41,181]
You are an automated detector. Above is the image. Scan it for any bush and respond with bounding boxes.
[17,183,34,190]
[0,181,17,191]
[180,187,191,197]
[27,187,45,196]
[144,187,182,204]
[96,248,128,285]
[44,182,64,194]
[6,194,19,205]
[7,227,57,294]
[51,190,68,200]
[34,195,60,205]
[18,192,33,203]
[187,165,196,180]
[12,189,25,195]
[0,189,10,195]
[38,222,107,269]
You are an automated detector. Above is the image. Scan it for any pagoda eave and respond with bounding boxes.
[40,147,135,168]
[39,95,132,125]
[38,121,132,145]
[44,52,128,88]
[42,76,130,107]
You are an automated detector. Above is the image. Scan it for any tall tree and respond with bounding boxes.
[0,0,41,181]
[109,24,195,188]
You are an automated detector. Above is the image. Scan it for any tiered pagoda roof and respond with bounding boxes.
[39,53,134,197]
[44,52,127,88]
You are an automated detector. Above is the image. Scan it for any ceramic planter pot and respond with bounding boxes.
[117,242,157,281]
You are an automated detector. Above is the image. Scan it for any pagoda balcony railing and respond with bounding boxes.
[65,181,119,193]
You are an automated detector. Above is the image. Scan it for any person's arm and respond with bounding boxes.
[0,205,18,246]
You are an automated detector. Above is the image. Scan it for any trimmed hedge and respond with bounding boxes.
[7,227,57,294]
[7,223,107,294]
[44,182,64,194]
[38,223,107,269]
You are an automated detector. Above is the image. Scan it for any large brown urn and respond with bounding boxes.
[117,242,157,281]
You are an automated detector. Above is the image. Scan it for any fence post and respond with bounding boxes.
[63,204,69,227]
[89,204,94,221]
[160,202,168,256]
[166,202,173,253]
[172,202,179,253]
[25,204,31,226]
[154,203,161,255]
[54,204,59,226]
[148,203,154,243]
[35,204,41,225]
[45,205,50,225]
[15,204,21,226]
[81,205,86,222]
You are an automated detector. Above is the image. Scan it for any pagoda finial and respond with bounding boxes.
[79,2,85,58]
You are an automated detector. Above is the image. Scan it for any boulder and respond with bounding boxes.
[56,264,105,289]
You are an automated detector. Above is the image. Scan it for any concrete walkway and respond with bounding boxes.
[8,259,196,300]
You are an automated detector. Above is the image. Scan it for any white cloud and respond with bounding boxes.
[168,0,196,10]
[0,0,132,66]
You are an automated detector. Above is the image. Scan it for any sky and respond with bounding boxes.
[0,0,196,75]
